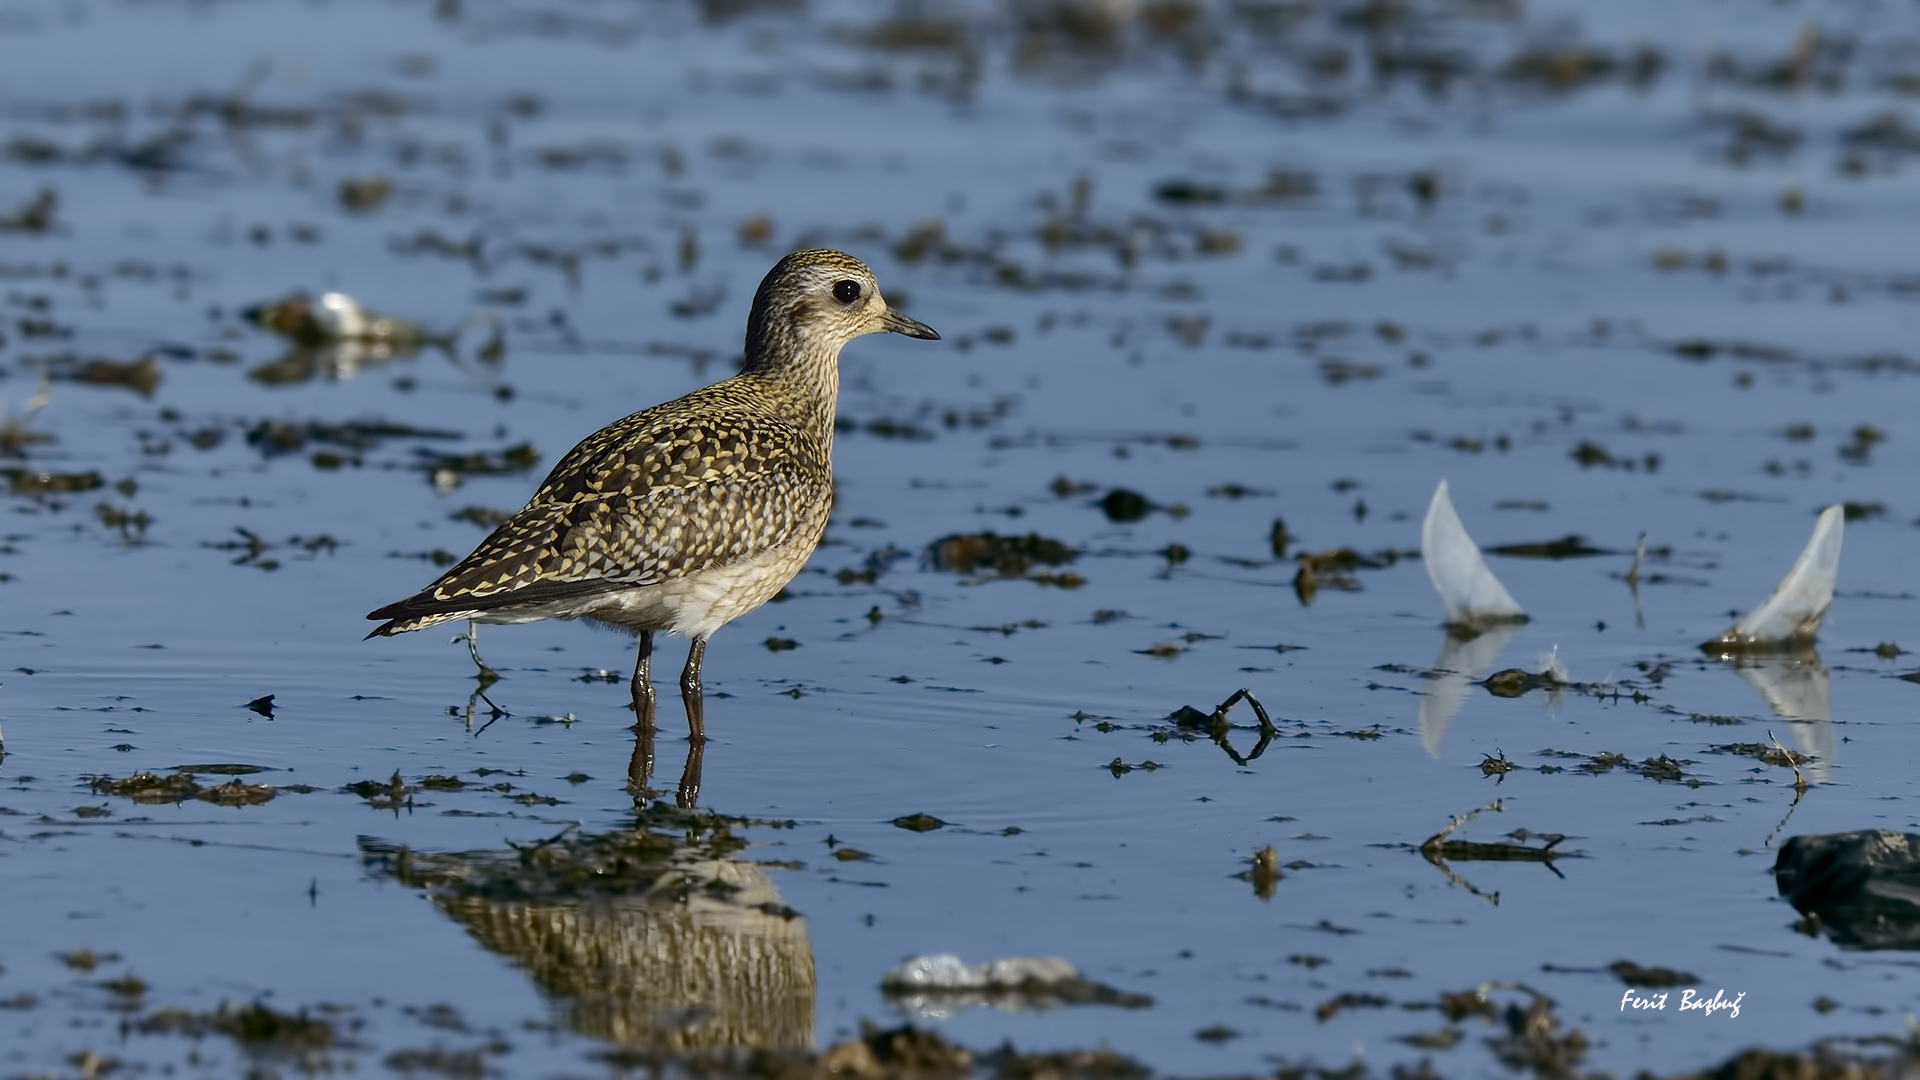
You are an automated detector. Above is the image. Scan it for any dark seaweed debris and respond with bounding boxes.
[138,1000,336,1049]
[927,532,1076,580]
[1482,536,1611,559]
[572,989,1920,1080]
[245,417,461,457]
[97,990,1920,1080]
[1608,961,1699,988]
[1291,547,1411,604]
[4,468,102,496]
[87,770,275,806]
[1158,688,1277,766]
[416,442,539,477]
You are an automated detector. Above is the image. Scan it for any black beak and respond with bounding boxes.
[881,307,940,341]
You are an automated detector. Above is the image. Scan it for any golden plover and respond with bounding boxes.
[367,249,939,741]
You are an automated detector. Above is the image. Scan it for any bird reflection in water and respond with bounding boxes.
[627,706,705,809]
[359,804,812,1052]
[449,674,704,807]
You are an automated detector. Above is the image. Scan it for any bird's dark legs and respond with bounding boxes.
[626,631,656,795]
[675,739,703,809]
[627,633,706,806]
[463,619,499,685]
[675,636,705,807]
[680,637,708,746]
[626,726,656,795]
[461,683,508,733]
[454,620,506,726]
[629,630,656,728]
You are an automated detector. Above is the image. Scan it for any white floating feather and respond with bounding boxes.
[1422,480,1527,630]
[882,953,1078,990]
[1705,505,1844,651]
[1538,645,1569,685]
[315,292,373,338]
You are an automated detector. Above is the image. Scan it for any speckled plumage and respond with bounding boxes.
[368,249,938,746]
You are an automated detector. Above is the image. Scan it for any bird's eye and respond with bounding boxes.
[832,279,862,304]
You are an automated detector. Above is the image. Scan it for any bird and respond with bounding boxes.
[367,248,939,745]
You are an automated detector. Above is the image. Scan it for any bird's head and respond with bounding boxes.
[744,249,939,364]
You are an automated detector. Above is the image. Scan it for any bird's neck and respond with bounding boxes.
[740,329,842,435]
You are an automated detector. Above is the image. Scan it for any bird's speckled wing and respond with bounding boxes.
[367,385,830,632]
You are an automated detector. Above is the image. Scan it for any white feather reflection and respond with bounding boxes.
[1418,622,1524,758]
[1727,650,1836,783]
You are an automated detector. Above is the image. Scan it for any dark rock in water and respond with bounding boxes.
[1480,668,1568,698]
[1775,830,1920,949]
[1483,669,1534,697]
[1099,488,1151,523]
[1153,180,1226,205]
[893,813,947,832]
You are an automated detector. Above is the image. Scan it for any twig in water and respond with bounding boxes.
[1424,799,1504,848]
[1768,729,1810,793]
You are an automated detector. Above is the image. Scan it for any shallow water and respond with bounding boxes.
[5,0,1920,1074]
